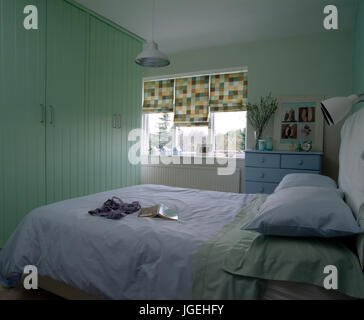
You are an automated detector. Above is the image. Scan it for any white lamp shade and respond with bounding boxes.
[135,41,170,68]
[321,94,359,126]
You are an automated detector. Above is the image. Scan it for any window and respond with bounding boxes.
[143,113,174,156]
[142,70,248,158]
[142,112,247,157]
[175,126,209,156]
[211,111,247,158]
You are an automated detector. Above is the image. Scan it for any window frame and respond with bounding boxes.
[142,112,247,158]
[141,67,248,158]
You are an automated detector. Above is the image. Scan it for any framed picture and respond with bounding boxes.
[273,96,324,152]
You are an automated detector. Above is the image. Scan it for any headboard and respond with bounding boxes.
[339,107,364,224]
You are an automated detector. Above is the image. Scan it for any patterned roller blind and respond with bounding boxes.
[209,72,248,112]
[142,80,174,113]
[174,76,210,126]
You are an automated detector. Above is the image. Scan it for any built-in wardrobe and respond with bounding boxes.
[0,0,143,247]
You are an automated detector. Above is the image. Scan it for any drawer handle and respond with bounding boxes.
[260,187,265,193]
[260,173,265,178]
[298,160,304,165]
[261,157,265,163]
[49,105,55,125]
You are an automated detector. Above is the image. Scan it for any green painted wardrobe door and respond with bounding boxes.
[87,17,142,194]
[0,0,46,247]
[45,0,88,204]
[121,32,143,188]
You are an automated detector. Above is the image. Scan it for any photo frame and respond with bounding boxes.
[273,96,324,152]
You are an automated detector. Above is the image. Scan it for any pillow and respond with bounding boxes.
[274,173,337,193]
[241,186,363,238]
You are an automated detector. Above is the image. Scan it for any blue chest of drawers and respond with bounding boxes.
[244,150,323,194]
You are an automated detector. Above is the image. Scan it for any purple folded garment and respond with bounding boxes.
[89,197,141,220]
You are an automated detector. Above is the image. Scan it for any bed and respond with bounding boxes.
[0,108,364,300]
[0,184,256,299]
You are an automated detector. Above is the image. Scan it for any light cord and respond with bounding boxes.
[152,0,155,42]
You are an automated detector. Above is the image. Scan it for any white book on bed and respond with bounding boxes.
[138,204,179,221]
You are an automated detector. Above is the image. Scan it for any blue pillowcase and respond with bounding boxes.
[242,186,363,238]
[274,173,337,193]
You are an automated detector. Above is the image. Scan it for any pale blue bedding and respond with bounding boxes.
[0,184,254,299]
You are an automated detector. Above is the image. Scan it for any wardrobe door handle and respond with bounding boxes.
[40,104,45,123]
[112,114,117,128]
[49,105,55,125]
[118,114,122,129]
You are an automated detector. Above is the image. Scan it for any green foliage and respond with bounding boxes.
[157,113,171,151]
[239,128,246,151]
[247,93,278,147]
[214,128,246,154]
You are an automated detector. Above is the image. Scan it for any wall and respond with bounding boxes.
[144,30,354,181]
[353,0,364,113]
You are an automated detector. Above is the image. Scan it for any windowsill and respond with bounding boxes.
[140,154,245,167]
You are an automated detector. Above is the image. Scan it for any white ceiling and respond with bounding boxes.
[75,0,357,54]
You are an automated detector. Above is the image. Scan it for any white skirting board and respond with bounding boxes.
[141,164,241,193]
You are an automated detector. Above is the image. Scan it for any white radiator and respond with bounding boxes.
[141,164,241,193]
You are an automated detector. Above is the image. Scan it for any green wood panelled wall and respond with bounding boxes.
[46,0,89,204]
[0,0,143,248]
[0,0,47,248]
[87,17,142,194]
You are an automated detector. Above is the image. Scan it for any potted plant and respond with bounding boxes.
[247,93,278,149]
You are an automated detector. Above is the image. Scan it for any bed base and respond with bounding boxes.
[36,276,353,300]
[38,275,101,300]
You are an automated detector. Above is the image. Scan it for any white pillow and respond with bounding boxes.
[275,173,337,193]
[242,186,363,238]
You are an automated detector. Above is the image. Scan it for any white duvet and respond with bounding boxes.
[0,184,254,299]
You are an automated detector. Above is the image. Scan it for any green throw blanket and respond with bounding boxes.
[192,195,364,299]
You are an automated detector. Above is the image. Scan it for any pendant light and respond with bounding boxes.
[135,0,170,67]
